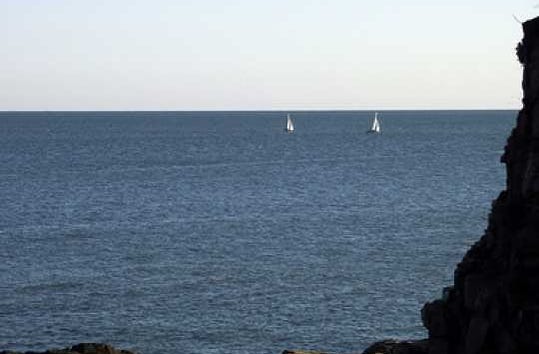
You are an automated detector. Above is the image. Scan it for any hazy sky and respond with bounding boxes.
[1,0,538,110]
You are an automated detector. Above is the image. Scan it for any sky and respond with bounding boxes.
[0,0,538,111]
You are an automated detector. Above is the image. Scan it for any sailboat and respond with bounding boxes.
[285,113,295,133]
[367,112,381,133]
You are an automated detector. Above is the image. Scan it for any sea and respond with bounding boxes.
[0,110,516,354]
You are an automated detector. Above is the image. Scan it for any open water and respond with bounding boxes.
[0,111,515,354]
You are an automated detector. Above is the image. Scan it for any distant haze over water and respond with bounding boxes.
[0,1,528,110]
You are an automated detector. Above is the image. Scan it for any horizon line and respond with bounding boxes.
[0,108,520,113]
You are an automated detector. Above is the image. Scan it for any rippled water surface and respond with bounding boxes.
[0,111,515,353]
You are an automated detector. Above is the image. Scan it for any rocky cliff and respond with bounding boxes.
[364,15,539,354]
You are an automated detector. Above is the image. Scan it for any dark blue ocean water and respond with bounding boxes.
[0,111,515,354]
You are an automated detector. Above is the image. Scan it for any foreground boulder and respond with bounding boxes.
[362,339,428,354]
[0,343,135,354]
[282,350,329,354]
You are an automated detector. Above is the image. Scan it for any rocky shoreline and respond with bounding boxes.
[0,343,134,354]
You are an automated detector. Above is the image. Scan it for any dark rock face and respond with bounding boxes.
[417,17,539,354]
[361,16,539,354]
[0,343,135,354]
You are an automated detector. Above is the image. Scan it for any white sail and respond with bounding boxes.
[370,113,381,133]
[286,114,294,132]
